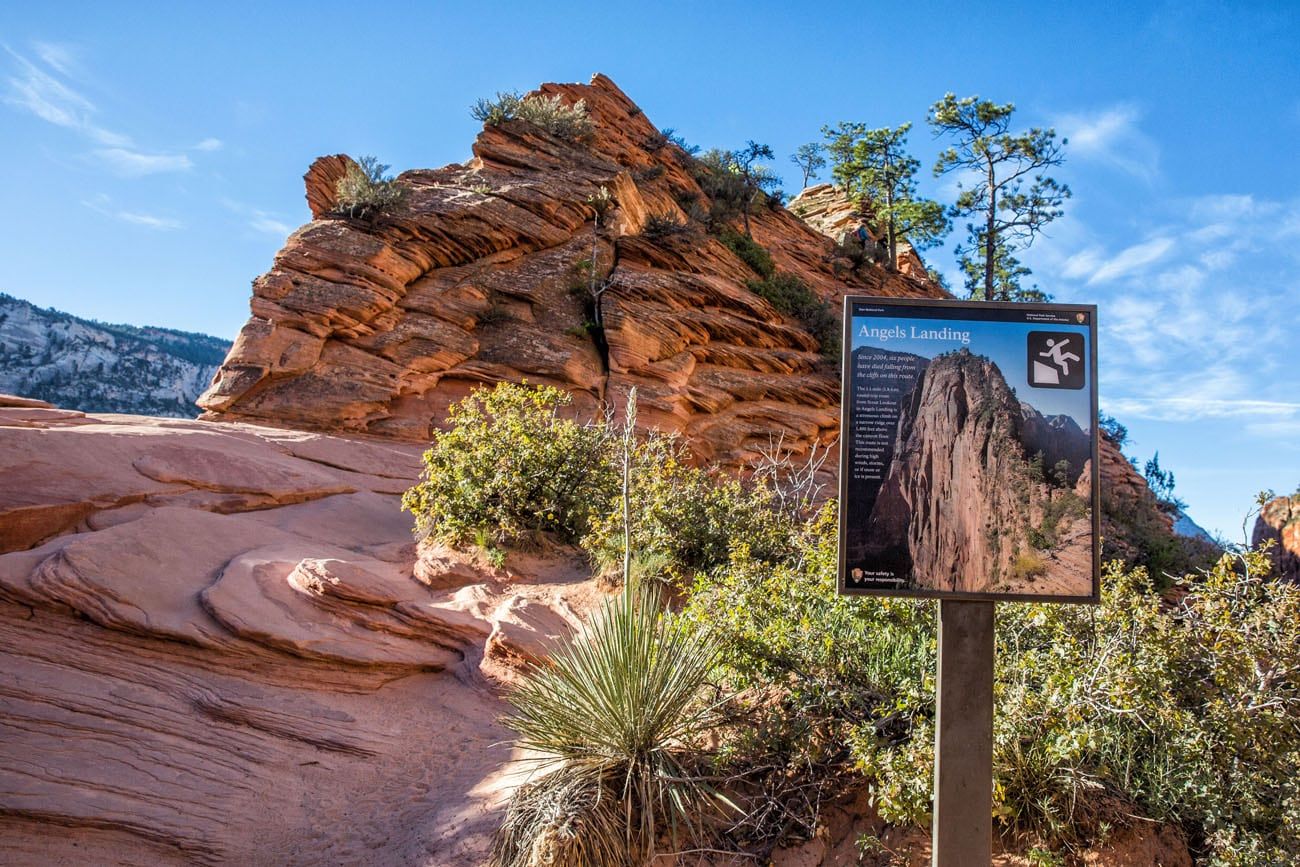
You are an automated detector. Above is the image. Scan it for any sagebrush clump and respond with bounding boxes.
[582,435,802,582]
[333,155,406,219]
[402,382,799,579]
[471,90,594,141]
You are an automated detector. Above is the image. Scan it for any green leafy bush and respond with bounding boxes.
[582,435,799,582]
[493,588,727,866]
[685,504,1300,863]
[401,382,614,546]
[718,226,775,277]
[471,90,593,141]
[683,504,935,847]
[745,272,840,362]
[334,155,406,218]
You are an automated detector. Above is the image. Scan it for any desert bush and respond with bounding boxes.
[582,434,799,582]
[492,588,728,867]
[333,155,406,218]
[691,149,749,227]
[683,504,936,848]
[401,382,615,547]
[682,501,1300,863]
[1010,550,1048,581]
[471,90,593,141]
[1028,491,1088,550]
[718,226,775,277]
[745,272,840,362]
[639,211,692,242]
[657,127,701,155]
[860,549,1300,863]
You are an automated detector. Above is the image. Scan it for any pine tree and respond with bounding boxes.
[732,141,778,237]
[929,94,1070,301]
[823,122,948,270]
[789,142,826,188]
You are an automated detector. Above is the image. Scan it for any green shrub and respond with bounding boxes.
[683,501,1300,862]
[691,149,749,226]
[746,272,840,362]
[1029,491,1087,550]
[718,226,775,277]
[640,211,692,242]
[987,553,1300,862]
[401,382,615,546]
[333,155,406,218]
[471,90,593,141]
[582,434,799,582]
[493,588,727,866]
[683,504,936,847]
[1010,550,1047,581]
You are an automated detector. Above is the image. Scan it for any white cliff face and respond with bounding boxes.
[0,293,229,417]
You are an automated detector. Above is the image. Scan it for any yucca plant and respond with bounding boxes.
[492,588,729,866]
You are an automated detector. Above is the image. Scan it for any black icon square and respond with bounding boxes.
[1027,331,1085,389]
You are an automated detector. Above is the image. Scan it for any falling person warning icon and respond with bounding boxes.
[1027,331,1086,389]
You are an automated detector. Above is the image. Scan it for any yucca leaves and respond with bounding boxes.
[494,589,727,866]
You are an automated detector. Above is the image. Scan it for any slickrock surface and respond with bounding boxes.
[0,408,600,866]
[198,75,944,467]
[1254,492,1300,582]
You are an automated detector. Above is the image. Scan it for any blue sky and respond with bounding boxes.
[1,1,1297,539]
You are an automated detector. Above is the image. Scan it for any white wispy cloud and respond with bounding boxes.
[31,41,78,77]
[1037,191,1300,444]
[3,43,217,178]
[248,213,293,236]
[82,194,182,230]
[92,147,193,177]
[1086,236,1175,284]
[218,197,297,238]
[1103,396,1300,421]
[1056,104,1160,182]
[2,44,129,146]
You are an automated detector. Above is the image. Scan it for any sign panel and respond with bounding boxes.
[838,297,1099,602]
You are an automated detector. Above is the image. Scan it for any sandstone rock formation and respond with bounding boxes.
[787,183,930,277]
[198,75,944,468]
[1254,492,1300,582]
[0,406,603,865]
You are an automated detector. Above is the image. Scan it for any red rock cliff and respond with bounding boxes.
[198,75,944,467]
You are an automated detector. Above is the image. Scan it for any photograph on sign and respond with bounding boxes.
[838,297,1099,602]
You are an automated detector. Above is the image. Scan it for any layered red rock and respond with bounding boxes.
[199,75,945,467]
[787,182,931,277]
[1254,492,1300,582]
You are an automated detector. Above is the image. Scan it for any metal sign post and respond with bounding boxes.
[933,600,994,867]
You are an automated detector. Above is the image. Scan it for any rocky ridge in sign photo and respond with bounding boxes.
[863,349,1093,596]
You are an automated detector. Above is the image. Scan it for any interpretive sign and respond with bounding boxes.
[838,296,1099,603]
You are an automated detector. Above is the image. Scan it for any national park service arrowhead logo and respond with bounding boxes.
[1027,331,1085,389]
